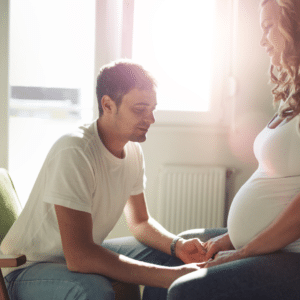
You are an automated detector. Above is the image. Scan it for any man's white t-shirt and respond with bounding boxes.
[1,120,146,276]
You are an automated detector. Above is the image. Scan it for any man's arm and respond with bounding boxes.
[124,193,206,263]
[55,205,201,288]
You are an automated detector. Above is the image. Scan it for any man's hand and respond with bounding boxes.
[203,233,234,261]
[176,238,207,263]
[163,262,206,288]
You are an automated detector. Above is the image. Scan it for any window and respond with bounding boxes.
[132,0,237,126]
[9,0,95,206]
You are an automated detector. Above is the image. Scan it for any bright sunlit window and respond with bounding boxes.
[132,0,235,125]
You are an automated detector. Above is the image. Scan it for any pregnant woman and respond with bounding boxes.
[144,0,300,299]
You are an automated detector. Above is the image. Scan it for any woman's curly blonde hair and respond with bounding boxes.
[261,0,300,117]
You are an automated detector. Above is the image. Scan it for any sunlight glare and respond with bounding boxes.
[133,0,216,112]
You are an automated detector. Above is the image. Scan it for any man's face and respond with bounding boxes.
[113,88,157,143]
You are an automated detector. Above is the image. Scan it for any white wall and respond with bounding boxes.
[0,0,9,169]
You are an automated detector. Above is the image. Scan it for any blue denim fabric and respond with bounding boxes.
[5,262,115,300]
[166,228,300,300]
[142,228,228,300]
[7,229,299,300]
[4,237,181,300]
[102,237,183,300]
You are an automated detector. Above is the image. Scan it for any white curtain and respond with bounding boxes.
[93,0,134,118]
[0,0,9,168]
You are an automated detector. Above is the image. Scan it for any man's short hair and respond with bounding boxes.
[96,60,157,116]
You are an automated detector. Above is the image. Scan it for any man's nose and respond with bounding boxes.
[147,112,155,125]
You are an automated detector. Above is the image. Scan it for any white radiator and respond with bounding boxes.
[157,165,227,234]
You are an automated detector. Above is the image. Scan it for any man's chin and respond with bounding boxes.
[130,134,147,143]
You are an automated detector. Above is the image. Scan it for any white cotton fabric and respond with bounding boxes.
[0,120,146,276]
[228,114,300,251]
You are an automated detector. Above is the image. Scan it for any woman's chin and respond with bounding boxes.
[271,56,281,67]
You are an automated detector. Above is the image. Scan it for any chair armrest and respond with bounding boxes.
[0,255,26,300]
[0,255,26,268]
[112,281,141,300]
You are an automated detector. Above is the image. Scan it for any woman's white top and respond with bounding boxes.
[228,114,300,252]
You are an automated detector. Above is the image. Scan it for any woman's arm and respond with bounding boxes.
[203,192,300,268]
[203,232,234,260]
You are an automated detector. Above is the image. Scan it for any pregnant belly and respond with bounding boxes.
[227,175,300,250]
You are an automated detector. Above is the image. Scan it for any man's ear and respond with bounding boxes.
[101,95,116,115]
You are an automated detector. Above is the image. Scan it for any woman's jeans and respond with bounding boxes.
[166,228,300,300]
[5,228,300,299]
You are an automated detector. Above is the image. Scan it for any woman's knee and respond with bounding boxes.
[167,269,211,300]
[178,227,227,242]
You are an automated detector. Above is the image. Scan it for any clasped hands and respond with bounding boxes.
[176,233,244,268]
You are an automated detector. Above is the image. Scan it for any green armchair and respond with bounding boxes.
[0,168,25,300]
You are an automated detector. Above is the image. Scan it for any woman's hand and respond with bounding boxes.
[200,249,246,268]
[176,238,207,263]
[203,233,234,261]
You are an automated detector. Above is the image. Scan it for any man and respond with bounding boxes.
[1,60,205,299]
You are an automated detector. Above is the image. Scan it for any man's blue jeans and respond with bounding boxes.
[4,237,182,300]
